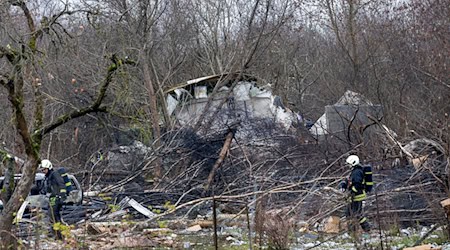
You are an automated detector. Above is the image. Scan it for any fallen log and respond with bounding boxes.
[205,129,235,191]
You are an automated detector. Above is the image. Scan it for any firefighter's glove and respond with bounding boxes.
[59,194,67,201]
[338,181,347,192]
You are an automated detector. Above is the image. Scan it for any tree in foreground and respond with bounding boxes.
[0,1,133,247]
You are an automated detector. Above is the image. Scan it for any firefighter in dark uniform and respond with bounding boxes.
[339,155,371,232]
[39,159,67,239]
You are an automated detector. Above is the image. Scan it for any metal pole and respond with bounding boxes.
[375,186,384,250]
[246,205,253,250]
[213,197,218,250]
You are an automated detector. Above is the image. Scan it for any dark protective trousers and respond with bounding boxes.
[49,196,63,239]
[346,200,370,232]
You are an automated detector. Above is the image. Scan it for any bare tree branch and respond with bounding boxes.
[33,55,135,137]
[411,65,450,89]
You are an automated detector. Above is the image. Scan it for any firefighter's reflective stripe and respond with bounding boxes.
[359,217,367,224]
[60,189,67,193]
[363,179,374,187]
[352,186,358,193]
[363,165,374,192]
[61,173,72,187]
[353,191,366,201]
[60,172,73,190]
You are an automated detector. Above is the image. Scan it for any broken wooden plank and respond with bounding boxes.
[440,198,450,209]
[403,245,441,250]
[186,224,202,232]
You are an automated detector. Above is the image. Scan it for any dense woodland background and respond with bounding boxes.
[1,0,448,167]
[0,0,449,247]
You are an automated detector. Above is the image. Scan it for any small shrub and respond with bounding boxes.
[157,220,168,228]
[164,201,176,211]
[265,213,293,250]
[108,204,120,212]
[254,197,292,249]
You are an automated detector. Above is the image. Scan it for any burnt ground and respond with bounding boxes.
[64,120,449,231]
[9,119,449,250]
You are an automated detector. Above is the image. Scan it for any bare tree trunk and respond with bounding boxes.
[1,155,15,205]
[0,50,42,247]
[0,159,39,249]
[150,59,172,127]
[0,155,16,248]
[325,0,360,89]
[347,0,359,86]
[141,52,162,179]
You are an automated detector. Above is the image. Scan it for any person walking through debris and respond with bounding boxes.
[39,159,67,239]
[339,155,371,233]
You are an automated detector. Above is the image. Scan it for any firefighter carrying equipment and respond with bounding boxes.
[350,165,366,201]
[340,159,374,194]
[338,164,368,201]
[57,167,73,194]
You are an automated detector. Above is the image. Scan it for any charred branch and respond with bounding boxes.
[205,128,236,191]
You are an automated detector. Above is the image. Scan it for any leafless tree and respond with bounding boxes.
[0,0,134,246]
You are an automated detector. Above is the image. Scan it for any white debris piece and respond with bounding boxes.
[119,196,155,219]
[13,200,30,224]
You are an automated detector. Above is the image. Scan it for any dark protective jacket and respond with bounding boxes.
[45,169,67,197]
[349,165,366,201]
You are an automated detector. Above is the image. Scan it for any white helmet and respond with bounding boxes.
[346,155,360,167]
[39,159,53,170]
